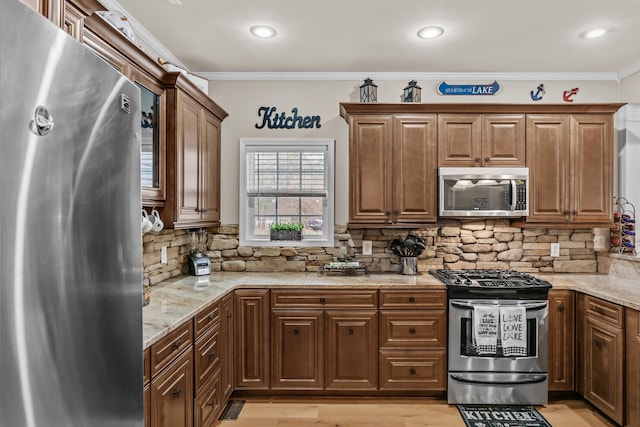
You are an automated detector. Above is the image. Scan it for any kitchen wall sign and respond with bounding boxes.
[255,106,321,129]
[437,81,500,96]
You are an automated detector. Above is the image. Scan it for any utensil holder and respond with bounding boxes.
[401,256,418,275]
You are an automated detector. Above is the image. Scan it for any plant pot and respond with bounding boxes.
[270,230,302,241]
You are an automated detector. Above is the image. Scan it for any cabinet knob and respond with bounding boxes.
[484,157,490,163]
[208,314,215,321]
[227,312,233,319]
[409,296,416,303]
[594,306,602,314]
[320,297,326,304]
[595,339,602,347]
[572,210,578,216]
[172,387,182,397]
[559,306,565,312]
[410,369,416,376]
[173,340,181,350]
[207,400,217,408]
[409,327,416,335]
[475,157,481,163]
[385,211,391,216]
[208,351,216,359]
[347,328,354,335]
[293,327,300,334]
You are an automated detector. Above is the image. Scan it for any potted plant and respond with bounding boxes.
[269,223,303,241]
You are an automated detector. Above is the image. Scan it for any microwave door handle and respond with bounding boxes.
[510,179,517,211]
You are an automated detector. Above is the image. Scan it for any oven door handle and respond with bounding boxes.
[450,301,547,311]
[450,374,547,386]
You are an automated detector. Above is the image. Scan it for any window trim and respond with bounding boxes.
[239,138,335,247]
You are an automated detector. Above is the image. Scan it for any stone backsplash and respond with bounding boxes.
[143,219,600,286]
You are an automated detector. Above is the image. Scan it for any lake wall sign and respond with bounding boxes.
[437,81,501,96]
[255,106,321,129]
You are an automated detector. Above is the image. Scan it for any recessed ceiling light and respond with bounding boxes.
[583,28,607,38]
[417,26,444,39]
[250,25,277,39]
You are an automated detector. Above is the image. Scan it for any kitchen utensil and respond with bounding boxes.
[141,210,153,234]
[390,238,404,257]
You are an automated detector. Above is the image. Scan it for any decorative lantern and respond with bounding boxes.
[403,80,421,103]
[359,78,377,103]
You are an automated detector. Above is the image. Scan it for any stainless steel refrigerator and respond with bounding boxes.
[1,0,143,426]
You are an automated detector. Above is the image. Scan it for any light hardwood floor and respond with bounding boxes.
[218,397,616,427]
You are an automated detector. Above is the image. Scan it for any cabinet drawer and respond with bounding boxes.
[195,322,221,394]
[194,367,223,427]
[150,320,193,377]
[379,290,446,309]
[195,300,221,338]
[379,350,447,390]
[271,290,378,309]
[379,310,446,348]
[585,295,624,328]
[143,347,150,385]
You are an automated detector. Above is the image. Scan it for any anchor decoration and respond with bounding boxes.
[563,87,580,103]
[530,84,545,101]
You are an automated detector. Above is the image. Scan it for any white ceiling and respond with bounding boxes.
[107,0,640,79]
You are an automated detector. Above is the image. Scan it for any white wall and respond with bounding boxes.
[209,79,620,225]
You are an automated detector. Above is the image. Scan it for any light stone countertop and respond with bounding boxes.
[143,271,640,349]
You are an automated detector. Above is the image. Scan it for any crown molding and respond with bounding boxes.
[619,60,640,80]
[97,0,187,70]
[197,71,621,81]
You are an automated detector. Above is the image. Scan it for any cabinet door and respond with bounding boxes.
[151,350,193,427]
[271,310,324,390]
[234,290,270,390]
[63,2,85,41]
[325,310,378,390]
[194,324,220,394]
[570,115,613,224]
[379,350,446,391]
[393,115,437,223]
[526,115,570,223]
[194,367,222,427]
[548,290,575,391]
[482,114,526,166]
[626,308,640,427]
[175,92,203,225]
[584,316,624,425]
[437,114,481,166]
[201,110,221,225]
[144,383,151,427]
[220,293,234,401]
[348,115,393,224]
[19,0,63,27]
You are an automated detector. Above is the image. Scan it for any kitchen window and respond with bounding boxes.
[239,138,335,247]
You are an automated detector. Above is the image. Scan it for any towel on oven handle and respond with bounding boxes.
[500,306,527,356]
[473,305,499,355]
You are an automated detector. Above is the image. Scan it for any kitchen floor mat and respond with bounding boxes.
[457,405,552,427]
[219,400,245,420]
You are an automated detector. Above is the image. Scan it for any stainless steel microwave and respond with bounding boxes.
[439,167,529,217]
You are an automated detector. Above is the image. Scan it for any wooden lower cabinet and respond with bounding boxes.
[234,289,270,390]
[271,310,324,390]
[150,349,194,427]
[626,308,640,427]
[144,383,151,427]
[548,290,575,391]
[325,310,378,390]
[578,294,624,425]
[194,367,223,427]
[379,350,446,390]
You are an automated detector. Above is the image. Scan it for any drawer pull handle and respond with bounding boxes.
[172,387,182,397]
[293,327,300,334]
[207,400,217,408]
[208,314,215,321]
[559,306,565,312]
[484,157,490,163]
[320,297,326,304]
[409,296,416,303]
[347,328,354,335]
[208,351,216,359]
[595,339,602,347]
[475,157,481,163]
[173,340,181,350]
[410,369,416,376]
[227,312,233,319]
[594,306,602,314]
[409,327,416,334]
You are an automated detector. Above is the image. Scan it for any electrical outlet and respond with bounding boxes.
[362,240,372,256]
[550,243,560,257]
[161,246,168,264]
[594,235,605,250]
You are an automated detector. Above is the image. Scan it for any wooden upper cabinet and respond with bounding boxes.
[527,114,613,226]
[20,0,64,27]
[570,115,613,224]
[348,113,437,226]
[349,115,394,224]
[438,114,525,167]
[393,115,438,224]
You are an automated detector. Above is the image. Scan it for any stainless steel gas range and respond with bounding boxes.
[430,269,552,405]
